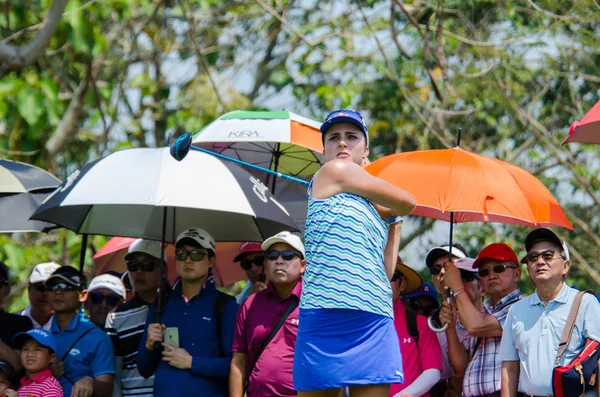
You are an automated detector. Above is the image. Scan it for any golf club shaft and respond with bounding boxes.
[189,145,310,186]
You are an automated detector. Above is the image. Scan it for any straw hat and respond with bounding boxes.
[395,256,423,295]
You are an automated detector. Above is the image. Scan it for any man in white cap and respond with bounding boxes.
[230,231,305,397]
[138,228,238,397]
[21,262,60,331]
[105,238,168,397]
[85,273,126,330]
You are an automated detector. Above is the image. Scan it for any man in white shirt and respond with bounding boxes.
[21,262,60,330]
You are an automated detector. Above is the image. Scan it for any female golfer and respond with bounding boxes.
[293,109,416,397]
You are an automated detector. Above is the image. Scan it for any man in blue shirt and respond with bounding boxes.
[45,265,115,397]
[137,228,239,397]
[500,228,600,397]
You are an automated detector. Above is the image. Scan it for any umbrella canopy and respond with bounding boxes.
[31,147,299,242]
[366,148,573,229]
[0,159,60,193]
[192,110,325,181]
[563,100,600,145]
[94,237,247,286]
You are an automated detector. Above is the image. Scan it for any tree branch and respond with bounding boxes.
[0,0,69,68]
[389,1,413,60]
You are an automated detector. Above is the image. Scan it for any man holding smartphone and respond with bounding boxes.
[137,228,239,397]
[233,242,266,304]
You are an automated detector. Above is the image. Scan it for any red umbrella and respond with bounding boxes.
[563,100,600,145]
[93,237,248,287]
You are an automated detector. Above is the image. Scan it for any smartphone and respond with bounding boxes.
[164,327,179,350]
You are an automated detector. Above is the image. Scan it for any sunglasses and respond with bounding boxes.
[175,249,209,262]
[90,292,121,306]
[460,270,478,283]
[240,256,264,270]
[126,260,157,273]
[478,264,518,277]
[391,271,405,282]
[265,250,301,261]
[0,279,8,287]
[48,283,78,292]
[429,265,443,275]
[524,250,563,264]
[31,282,48,292]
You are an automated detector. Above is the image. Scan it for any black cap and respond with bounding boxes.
[0,261,9,283]
[0,360,16,387]
[525,228,563,252]
[44,265,87,289]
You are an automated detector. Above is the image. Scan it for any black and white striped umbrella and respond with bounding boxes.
[31,147,299,242]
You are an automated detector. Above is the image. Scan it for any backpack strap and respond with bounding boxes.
[406,306,420,346]
[555,290,593,366]
[214,291,234,357]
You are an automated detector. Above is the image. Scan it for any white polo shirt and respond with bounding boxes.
[499,283,600,396]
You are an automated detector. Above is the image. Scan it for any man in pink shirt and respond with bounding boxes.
[230,231,305,397]
[390,257,443,397]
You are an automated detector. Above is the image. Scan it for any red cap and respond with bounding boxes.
[233,242,263,262]
[472,243,519,268]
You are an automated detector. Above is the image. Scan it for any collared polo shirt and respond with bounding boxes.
[0,309,32,348]
[390,300,443,397]
[462,289,521,397]
[18,369,63,397]
[50,313,115,396]
[233,280,301,397]
[21,306,53,331]
[499,283,600,396]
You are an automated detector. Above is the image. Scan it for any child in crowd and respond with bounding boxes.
[0,360,17,397]
[11,328,63,397]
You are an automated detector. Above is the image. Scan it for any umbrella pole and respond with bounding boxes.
[155,207,168,325]
[79,234,88,274]
[271,143,281,194]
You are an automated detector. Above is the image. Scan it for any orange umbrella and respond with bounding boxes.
[93,237,248,287]
[563,99,600,145]
[366,147,573,229]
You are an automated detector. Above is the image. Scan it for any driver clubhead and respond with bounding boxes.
[170,132,193,162]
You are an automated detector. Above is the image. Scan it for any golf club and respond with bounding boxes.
[169,132,310,186]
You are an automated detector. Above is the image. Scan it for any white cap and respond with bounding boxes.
[261,231,305,257]
[124,239,162,261]
[454,257,478,273]
[175,228,216,251]
[425,245,467,268]
[29,262,61,284]
[88,274,126,300]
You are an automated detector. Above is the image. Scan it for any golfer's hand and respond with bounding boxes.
[71,376,93,397]
[162,344,192,369]
[146,323,165,350]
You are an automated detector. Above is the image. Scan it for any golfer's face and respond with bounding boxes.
[323,123,368,164]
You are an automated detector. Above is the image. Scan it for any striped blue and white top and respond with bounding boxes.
[301,180,393,318]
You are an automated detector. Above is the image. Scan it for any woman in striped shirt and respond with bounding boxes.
[293,109,416,397]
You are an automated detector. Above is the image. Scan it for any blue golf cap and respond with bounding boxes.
[13,328,58,353]
[320,109,369,146]
[401,281,438,301]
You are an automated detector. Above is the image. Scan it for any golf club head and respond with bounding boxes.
[170,132,193,161]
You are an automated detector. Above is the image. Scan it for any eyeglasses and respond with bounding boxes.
[90,292,121,306]
[31,282,47,292]
[391,272,405,282]
[240,256,264,270]
[478,264,518,277]
[126,260,157,273]
[265,250,301,261]
[524,250,564,264]
[429,265,443,275]
[175,249,209,262]
[48,283,78,292]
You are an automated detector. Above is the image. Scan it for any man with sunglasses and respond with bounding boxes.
[441,244,522,397]
[390,257,443,397]
[233,242,266,304]
[106,238,169,397]
[0,261,33,370]
[230,231,304,397]
[500,228,600,397]
[21,262,60,331]
[138,228,238,397]
[85,273,126,330]
[45,266,115,397]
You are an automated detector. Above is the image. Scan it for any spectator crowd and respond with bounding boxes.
[0,226,598,397]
